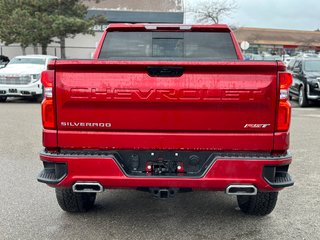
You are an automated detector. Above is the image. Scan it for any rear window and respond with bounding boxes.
[98,31,238,60]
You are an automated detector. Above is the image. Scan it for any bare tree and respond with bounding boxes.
[188,0,237,24]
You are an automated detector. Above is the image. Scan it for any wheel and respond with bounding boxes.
[55,188,96,212]
[237,192,278,216]
[298,85,309,107]
[0,96,7,102]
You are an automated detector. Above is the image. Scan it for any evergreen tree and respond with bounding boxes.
[0,0,105,57]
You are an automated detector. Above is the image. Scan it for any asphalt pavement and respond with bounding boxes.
[0,98,319,240]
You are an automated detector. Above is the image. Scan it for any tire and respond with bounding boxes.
[237,191,278,216]
[33,87,44,103]
[298,85,309,107]
[33,94,43,103]
[55,188,96,212]
[0,96,7,102]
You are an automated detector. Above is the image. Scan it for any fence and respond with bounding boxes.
[0,45,97,59]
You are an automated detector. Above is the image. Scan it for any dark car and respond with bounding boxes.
[0,55,9,68]
[289,58,320,107]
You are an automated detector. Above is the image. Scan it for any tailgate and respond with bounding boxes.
[54,61,279,150]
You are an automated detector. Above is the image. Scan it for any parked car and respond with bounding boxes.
[295,53,319,58]
[288,58,320,107]
[38,24,293,216]
[243,53,263,60]
[0,55,57,102]
[263,55,282,61]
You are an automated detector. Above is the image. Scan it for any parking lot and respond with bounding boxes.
[0,98,319,240]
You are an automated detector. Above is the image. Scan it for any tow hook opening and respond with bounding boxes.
[149,187,179,199]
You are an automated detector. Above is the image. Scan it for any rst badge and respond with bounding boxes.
[244,124,270,129]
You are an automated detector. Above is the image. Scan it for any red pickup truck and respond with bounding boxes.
[38,24,293,216]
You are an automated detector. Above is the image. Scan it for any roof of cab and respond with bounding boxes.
[105,23,231,32]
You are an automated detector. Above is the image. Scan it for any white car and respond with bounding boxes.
[0,55,57,102]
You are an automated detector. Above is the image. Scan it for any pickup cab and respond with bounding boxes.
[38,24,294,216]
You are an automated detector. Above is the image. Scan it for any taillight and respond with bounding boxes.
[41,70,55,129]
[277,72,292,131]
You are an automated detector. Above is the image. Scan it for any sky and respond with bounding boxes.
[185,0,320,30]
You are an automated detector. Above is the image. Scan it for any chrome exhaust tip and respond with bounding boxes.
[72,182,103,193]
[226,185,257,196]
